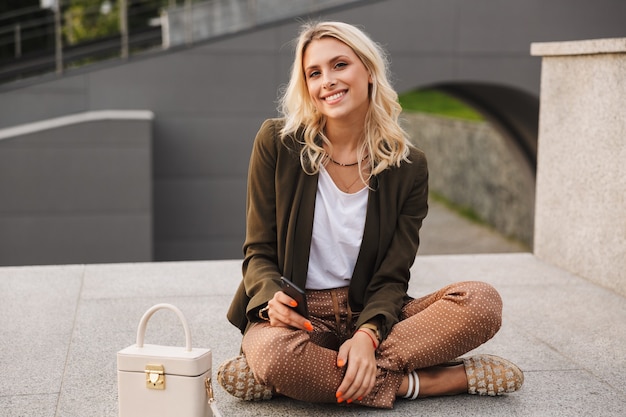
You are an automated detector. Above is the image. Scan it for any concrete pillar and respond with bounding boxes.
[531,38,626,296]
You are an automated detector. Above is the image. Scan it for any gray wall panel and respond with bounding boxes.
[457,0,626,52]
[154,178,246,239]
[0,114,153,266]
[0,215,151,266]
[348,1,458,53]
[454,56,541,92]
[200,25,282,52]
[390,56,457,93]
[0,148,150,212]
[153,178,246,260]
[155,238,244,261]
[152,116,262,178]
[0,76,89,128]
[88,53,280,116]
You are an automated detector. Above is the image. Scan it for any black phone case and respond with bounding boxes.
[280,277,309,318]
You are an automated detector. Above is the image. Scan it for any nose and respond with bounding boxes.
[324,77,336,88]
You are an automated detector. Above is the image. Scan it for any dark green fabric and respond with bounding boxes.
[226,118,429,341]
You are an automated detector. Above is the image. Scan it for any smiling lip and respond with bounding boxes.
[322,90,346,103]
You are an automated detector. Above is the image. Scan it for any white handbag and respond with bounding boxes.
[117,303,222,417]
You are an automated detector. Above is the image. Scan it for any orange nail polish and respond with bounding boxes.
[337,359,345,367]
[304,321,313,332]
[290,300,298,307]
[358,396,363,401]
[337,397,344,403]
[335,391,343,398]
[347,399,353,404]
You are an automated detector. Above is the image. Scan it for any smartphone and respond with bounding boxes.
[280,276,309,318]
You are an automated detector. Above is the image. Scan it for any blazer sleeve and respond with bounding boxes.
[240,120,284,320]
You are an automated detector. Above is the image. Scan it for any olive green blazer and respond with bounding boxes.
[227,118,429,340]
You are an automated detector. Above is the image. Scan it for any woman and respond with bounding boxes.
[218,21,523,409]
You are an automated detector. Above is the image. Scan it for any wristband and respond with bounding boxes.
[356,329,378,349]
[359,322,381,342]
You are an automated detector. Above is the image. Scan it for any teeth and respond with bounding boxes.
[325,92,344,101]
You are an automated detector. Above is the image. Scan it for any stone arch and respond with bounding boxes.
[434,82,539,173]
[401,82,538,247]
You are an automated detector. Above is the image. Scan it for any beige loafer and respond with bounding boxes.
[463,354,524,396]
[217,355,273,401]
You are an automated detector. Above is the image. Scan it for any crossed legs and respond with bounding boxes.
[237,281,509,408]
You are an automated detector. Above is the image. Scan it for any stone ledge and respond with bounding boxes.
[531,37,626,57]
[0,110,155,141]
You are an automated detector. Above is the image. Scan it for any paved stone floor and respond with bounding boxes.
[1,202,624,417]
[419,200,529,255]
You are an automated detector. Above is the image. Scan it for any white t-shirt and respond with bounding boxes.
[306,166,368,290]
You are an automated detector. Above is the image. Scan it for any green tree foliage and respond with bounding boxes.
[63,1,120,45]
[63,0,171,45]
[399,89,484,121]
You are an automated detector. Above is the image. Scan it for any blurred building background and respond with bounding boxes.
[0,0,624,266]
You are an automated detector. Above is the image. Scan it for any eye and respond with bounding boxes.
[334,62,347,70]
[308,70,321,79]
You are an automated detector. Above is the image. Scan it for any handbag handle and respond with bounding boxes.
[136,303,192,352]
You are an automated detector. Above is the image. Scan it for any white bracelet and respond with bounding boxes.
[403,371,414,399]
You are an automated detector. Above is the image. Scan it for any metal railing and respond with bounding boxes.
[0,0,167,83]
[0,0,367,85]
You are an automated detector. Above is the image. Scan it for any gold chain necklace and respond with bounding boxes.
[326,164,368,193]
[339,174,364,192]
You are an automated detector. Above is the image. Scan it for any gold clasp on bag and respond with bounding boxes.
[145,364,165,390]
[205,377,215,403]
[205,378,223,417]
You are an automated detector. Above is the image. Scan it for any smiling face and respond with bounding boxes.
[303,37,372,126]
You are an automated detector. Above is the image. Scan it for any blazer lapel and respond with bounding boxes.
[352,178,380,284]
[287,171,318,288]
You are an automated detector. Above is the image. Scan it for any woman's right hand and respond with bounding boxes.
[266,291,313,332]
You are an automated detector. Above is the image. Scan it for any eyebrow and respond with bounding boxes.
[304,55,350,72]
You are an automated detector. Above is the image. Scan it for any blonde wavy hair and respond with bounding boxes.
[279,21,411,176]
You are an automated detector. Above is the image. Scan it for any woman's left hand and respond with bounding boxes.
[335,329,377,403]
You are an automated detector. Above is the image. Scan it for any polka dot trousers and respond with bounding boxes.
[241,281,502,409]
